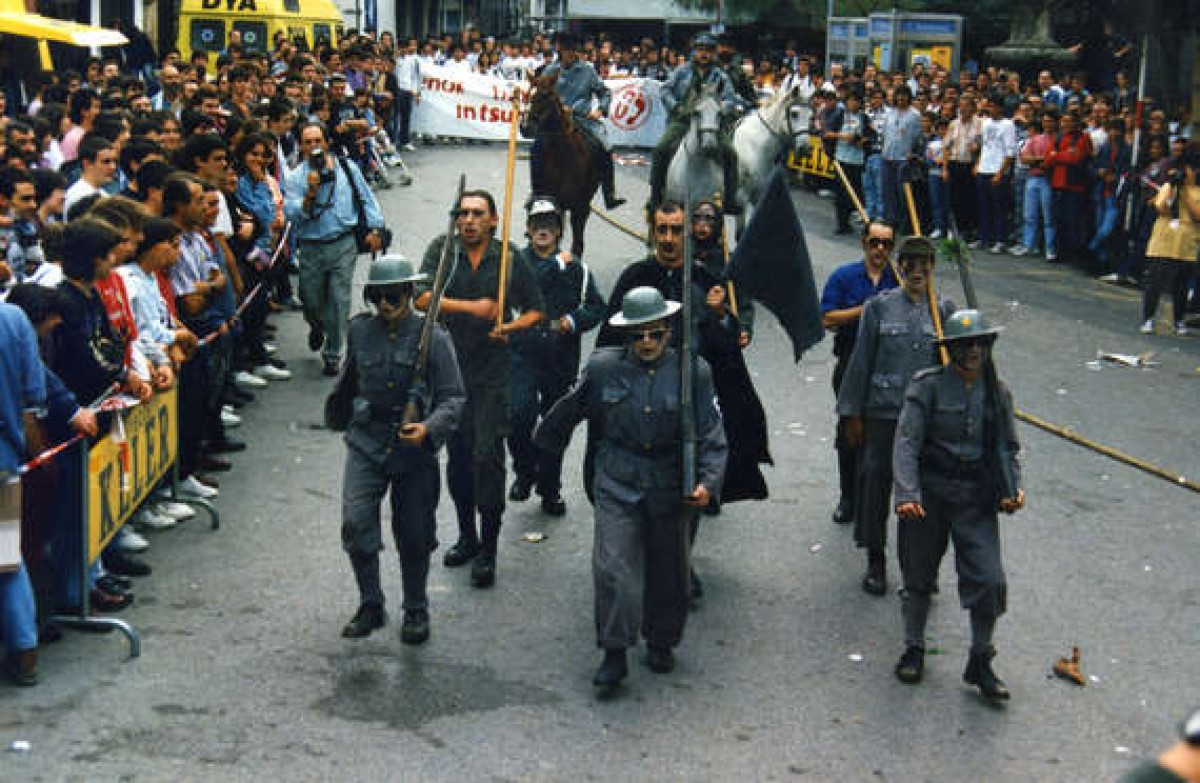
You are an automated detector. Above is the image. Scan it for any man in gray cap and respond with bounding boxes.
[325,254,465,643]
[535,286,727,693]
[836,236,954,596]
[892,308,1024,701]
[536,33,625,209]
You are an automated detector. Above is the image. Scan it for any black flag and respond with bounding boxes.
[727,166,824,362]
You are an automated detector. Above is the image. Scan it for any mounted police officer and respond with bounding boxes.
[535,32,625,210]
[716,36,758,113]
[835,236,954,596]
[325,255,466,644]
[892,309,1024,702]
[649,32,739,210]
[507,196,606,516]
[535,287,727,693]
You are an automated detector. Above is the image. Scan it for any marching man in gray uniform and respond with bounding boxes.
[836,236,954,596]
[892,309,1025,701]
[325,255,465,644]
[535,287,727,693]
[534,32,625,210]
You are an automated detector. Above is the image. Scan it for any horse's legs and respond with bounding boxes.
[570,207,587,258]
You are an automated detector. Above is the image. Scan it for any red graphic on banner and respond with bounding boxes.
[610,84,650,131]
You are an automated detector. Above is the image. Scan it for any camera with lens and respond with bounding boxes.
[309,146,335,182]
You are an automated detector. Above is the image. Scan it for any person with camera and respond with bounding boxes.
[1139,143,1200,336]
[284,121,388,377]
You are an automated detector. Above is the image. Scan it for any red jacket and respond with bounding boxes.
[1047,131,1093,193]
[94,271,138,368]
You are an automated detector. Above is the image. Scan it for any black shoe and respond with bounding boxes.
[832,498,852,525]
[604,195,627,210]
[541,495,566,516]
[689,568,704,601]
[268,357,288,370]
[308,323,325,352]
[323,360,340,377]
[862,551,886,596]
[90,586,133,612]
[646,645,675,674]
[508,477,533,502]
[470,552,496,589]
[341,604,386,638]
[208,438,246,454]
[400,609,430,645]
[96,575,134,598]
[964,650,1011,701]
[895,645,925,684]
[593,648,628,689]
[103,549,152,577]
[443,540,479,568]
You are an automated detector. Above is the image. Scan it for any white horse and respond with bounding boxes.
[731,83,815,230]
[664,83,726,210]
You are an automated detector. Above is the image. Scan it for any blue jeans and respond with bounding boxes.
[1,560,38,652]
[1023,176,1055,255]
[1011,169,1028,243]
[928,173,949,233]
[1089,194,1120,272]
[864,153,883,219]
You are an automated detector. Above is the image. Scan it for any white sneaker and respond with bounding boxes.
[1046,253,1059,262]
[116,526,150,552]
[152,501,196,521]
[928,229,944,239]
[1175,322,1190,336]
[234,370,268,389]
[967,239,982,250]
[264,342,278,355]
[1008,245,1030,257]
[1099,273,1120,283]
[989,243,1007,254]
[221,409,242,428]
[1140,319,1155,334]
[402,143,416,152]
[180,475,219,499]
[254,364,292,381]
[134,507,177,531]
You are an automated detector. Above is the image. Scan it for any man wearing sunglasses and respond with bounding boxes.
[416,190,544,590]
[835,236,954,597]
[892,309,1024,701]
[326,255,466,643]
[535,286,727,693]
[820,220,901,528]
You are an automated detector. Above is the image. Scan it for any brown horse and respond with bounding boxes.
[522,74,601,257]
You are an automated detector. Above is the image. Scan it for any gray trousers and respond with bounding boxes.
[593,477,692,650]
[897,477,1007,617]
[341,446,440,610]
[854,417,898,552]
[298,234,357,364]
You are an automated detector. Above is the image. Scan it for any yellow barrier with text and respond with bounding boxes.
[787,135,836,180]
[87,389,178,563]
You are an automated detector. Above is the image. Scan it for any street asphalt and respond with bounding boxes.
[5,143,1199,781]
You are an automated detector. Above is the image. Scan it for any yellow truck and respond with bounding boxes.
[178,0,343,67]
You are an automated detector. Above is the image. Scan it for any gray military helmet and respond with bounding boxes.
[608,286,682,327]
[897,236,937,264]
[693,32,718,49]
[366,254,427,286]
[936,309,1003,344]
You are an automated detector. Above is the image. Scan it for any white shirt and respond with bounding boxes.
[395,53,423,93]
[63,179,104,220]
[977,117,1017,175]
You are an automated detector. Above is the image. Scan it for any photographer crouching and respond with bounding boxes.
[284,121,392,377]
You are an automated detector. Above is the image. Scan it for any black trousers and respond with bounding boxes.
[854,417,898,552]
[948,162,978,235]
[835,161,863,230]
[831,356,858,512]
[396,91,416,145]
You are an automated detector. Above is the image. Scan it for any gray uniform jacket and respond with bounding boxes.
[332,313,466,473]
[661,63,737,118]
[535,346,728,500]
[892,365,1022,506]
[540,59,611,138]
[836,287,954,421]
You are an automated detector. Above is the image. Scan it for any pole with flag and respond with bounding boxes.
[681,196,697,497]
[496,89,522,331]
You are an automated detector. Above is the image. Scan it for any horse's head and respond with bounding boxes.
[691,82,722,156]
[784,83,814,149]
[527,74,570,133]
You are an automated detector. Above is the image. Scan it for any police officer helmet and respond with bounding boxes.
[526,195,563,226]
[693,32,718,50]
[366,254,427,287]
[609,286,681,327]
[936,309,1003,344]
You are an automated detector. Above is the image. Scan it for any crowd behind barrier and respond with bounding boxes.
[0,21,1196,688]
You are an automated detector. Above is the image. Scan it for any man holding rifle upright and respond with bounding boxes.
[325,255,465,644]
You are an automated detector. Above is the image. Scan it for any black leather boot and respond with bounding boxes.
[593,648,628,688]
[341,604,386,638]
[964,649,1011,701]
[862,549,887,596]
